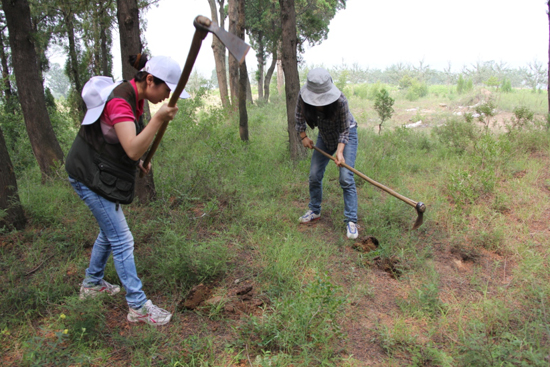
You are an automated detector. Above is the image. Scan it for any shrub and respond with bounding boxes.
[373,88,395,134]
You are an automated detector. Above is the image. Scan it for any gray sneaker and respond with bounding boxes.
[127,300,172,326]
[79,279,121,299]
[299,210,320,223]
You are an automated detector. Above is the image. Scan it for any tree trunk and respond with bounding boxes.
[227,0,239,112]
[0,126,26,230]
[62,9,86,115]
[237,0,249,141]
[117,0,156,203]
[279,0,305,160]
[264,48,277,103]
[276,40,284,95]
[246,72,253,103]
[99,9,111,76]
[2,0,64,180]
[256,33,265,101]
[208,0,230,108]
[0,27,14,106]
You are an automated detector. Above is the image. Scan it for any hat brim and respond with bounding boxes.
[81,105,105,125]
[166,82,190,99]
[81,81,122,125]
[300,84,341,106]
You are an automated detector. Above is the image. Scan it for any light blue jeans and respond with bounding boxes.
[309,126,358,223]
[69,176,147,309]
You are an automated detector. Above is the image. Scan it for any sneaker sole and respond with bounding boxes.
[79,286,121,300]
[127,313,172,326]
[299,217,320,224]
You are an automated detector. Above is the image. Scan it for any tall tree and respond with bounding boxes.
[1,0,64,180]
[263,45,277,102]
[58,1,87,115]
[116,0,156,203]
[207,0,230,108]
[279,0,305,160]
[83,1,115,76]
[247,0,345,104]
[227,0,239,112]
[237,0,248,141]
[547,1,550,119]
[0,126,25,230]
[0,18,15,111]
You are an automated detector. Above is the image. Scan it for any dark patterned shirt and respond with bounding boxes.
[295,92,357,151]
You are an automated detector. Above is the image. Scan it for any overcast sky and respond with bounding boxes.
[109,0,547,79]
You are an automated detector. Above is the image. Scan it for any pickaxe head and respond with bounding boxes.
[193,15,250,64]
[411,202,426,230]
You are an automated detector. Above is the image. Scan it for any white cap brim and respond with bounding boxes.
[81,81,123,125]
[166,82,190,99]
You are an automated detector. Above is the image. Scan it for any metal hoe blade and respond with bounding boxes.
[194,17,250,64]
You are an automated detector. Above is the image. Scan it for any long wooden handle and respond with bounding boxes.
[312,145,417,208]
[140,27,209,177]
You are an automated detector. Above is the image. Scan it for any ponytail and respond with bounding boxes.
[128,53,164,85]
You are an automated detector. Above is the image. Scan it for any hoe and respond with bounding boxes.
[312,146,426,230]
[141,16,250,177]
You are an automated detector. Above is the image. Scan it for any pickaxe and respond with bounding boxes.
[312,145,426,230]
[140,15,250,177]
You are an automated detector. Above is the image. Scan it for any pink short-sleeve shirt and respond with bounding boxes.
[100,80,144,143]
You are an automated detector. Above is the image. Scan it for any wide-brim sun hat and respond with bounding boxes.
[141,56,190,99]
[81,76,123,125]
[300,68,341,106]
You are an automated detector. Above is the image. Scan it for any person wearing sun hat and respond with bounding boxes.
[65,53,188,326]
[296,68,359,240]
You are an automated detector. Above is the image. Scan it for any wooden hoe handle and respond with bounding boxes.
[140,19,210,177]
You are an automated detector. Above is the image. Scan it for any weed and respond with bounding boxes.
[238,273,346,361]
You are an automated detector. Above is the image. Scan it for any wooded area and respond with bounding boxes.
[2,1,550,365]
[0,0,346,229]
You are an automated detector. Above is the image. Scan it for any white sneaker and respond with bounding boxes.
[79,279,121,300]
[127,300,172,326]
[299,210,320,223]
[347,222,358,239]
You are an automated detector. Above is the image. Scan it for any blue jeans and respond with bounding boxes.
[69,177,147,309]
[309,126,358,223]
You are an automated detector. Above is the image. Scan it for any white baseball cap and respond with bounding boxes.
[141,56,190,99]
[81,76,123,125]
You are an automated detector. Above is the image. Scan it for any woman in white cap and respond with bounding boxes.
[296,68,359,239]
[65,53,187,325]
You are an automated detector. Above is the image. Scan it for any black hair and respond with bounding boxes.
[128,53,164,85]
[301,95,340,123]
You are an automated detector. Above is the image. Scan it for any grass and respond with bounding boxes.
[1,84,550,365]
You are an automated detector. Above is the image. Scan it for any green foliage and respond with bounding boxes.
[475,101,497,131]
[457,74,465,94]
[466,77,473,92]
[508,105,535,131]
[149,229,228,291]
[484,75,500,90]
[501,78,512,93]
[334,69,348,91]
[4,84,550,365]
[238,273,346,359]
[459,309,549,367]
[399,75,428,101]
[397,278,447,319]
[432,117,478,154]
[373,88,394,133]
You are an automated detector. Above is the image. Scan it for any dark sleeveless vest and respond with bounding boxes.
[65,81,145,204]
